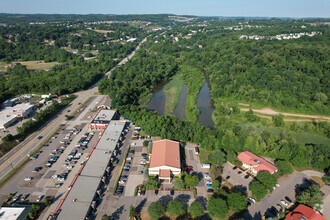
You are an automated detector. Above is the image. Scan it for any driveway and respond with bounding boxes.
[243,172,313,220]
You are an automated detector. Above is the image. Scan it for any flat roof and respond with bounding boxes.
[0,114,16,126]
[57,120,126,220]
[91,109,116,123]
[0,207,25,220]
[96,120,125,151]
[57,176,100,220]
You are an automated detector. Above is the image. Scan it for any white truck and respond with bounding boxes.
[201,163,210,169]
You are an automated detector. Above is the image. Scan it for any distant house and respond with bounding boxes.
[285,204,326,220]
[149,139,181,182]
[237,151,278,175]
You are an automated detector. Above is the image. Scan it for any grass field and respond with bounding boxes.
[164,74,184,114]
[0,60,58,71]
[239,122,330,145]
[93,29,114,34]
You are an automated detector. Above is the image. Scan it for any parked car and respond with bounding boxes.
[281,200,288,206]
[248,197,256,204]
[36,195,43,202]
[285,196,292,203]
[170,189,174,195]
[126,157,132,160]
[321,191,325,197]
[226,176,230,180]
[24,177,32,181]
[207,189,214,193]
[21,194,29,201]
[206,184,213,187]
[55,183,63,187]
[138,171,144,175]
[120,175,128,179]
[139,163,146,167]
[13,194,22,202]
[187,166,193,171]
[204,173,211,179]
[206,181,212,184]
[67,165,74,169]
[30,155,38,159]
[119,180,126,184]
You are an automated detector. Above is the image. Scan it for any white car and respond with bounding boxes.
[60,141,65,143]
[140,161,146,165]
[248,197,256,204]
[67,165,74,169]
[36,195,43,202]
[206,181,212,184]
[204,173,211,179]
[131,143,136,146]
[126,157,132,161]
[281,200,288,206]
[62,163,69,167]
[24,177,32,181]
[64,136,70,139]
[51,136,57,139]
[119,180,126,184]
[276,183,280,187]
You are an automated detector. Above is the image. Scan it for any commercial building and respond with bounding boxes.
[0,205,32,220]
[285,204,326,220]
[149,139,181,182]
[0,103,35,129]
[237,151,278,175]
[55,120,126,220]
[89,109,119,130]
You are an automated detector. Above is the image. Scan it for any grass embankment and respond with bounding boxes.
[113,146,130,194]
[164,74,184,114]
[0,125,63,188]
[239,123,329,145]
[180,64,204,122]
[0,60,58,71]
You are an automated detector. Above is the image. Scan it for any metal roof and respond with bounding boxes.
[57,120,126,220]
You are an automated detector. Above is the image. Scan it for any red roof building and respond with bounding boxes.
[285,204,326,220]
[149,140,181,182]
[237,151,278,175]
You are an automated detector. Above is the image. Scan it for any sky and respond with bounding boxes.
[0,0,329,18]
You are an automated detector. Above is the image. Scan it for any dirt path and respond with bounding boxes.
[240,107,330,122]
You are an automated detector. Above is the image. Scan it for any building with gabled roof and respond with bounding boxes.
[285,204,326,220]
[149,139,181,182]
[237,151,278,175]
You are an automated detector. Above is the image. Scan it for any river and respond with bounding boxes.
[146,79,215,128]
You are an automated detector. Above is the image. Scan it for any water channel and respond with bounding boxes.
[146,78,215,128]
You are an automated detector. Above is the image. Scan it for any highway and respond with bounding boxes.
[0,37,147,182]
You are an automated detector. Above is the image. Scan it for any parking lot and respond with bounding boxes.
[221,162,254,195]
[243,172,315,219]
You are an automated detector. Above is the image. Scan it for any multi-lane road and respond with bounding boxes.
[0,37,147,182]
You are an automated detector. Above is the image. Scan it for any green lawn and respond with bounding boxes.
[164,74,184,114]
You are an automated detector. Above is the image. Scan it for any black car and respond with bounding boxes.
[233,166,237,170]
[207,189,214,193]
[170,189,174,195]
[285,196,292,203]
[244,175,249,179]
[37,136,43,140]
[155,190,159,195]
[226,176,230,180]
[120,175,128,179]
[270,207,278,216]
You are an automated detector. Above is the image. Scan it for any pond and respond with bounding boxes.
[146,79,215,128]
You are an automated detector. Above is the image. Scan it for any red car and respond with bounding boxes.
[187,166,193,171]
[141,190,145,196]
